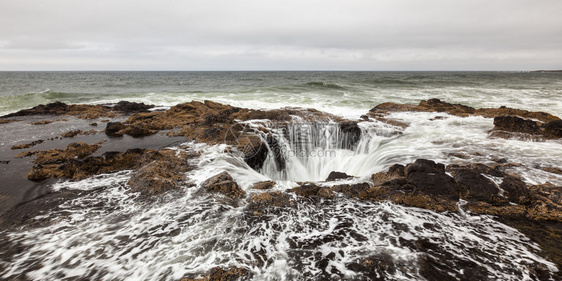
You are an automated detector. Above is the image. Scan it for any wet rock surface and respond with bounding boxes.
[370,99,562,140]
[1,101,153,120]
[11,140,44,150]
[2,99,562,279]
[181,266,250,281]
[325,171,354,181]
[251,180,276,190]
[201,172,246,199]
[370,98,560,123]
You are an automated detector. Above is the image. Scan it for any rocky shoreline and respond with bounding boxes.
[1,99,562,280]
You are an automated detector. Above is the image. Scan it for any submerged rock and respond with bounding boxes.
[201,172,246,199]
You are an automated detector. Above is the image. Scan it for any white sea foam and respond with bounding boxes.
[2,72,562,280]
[2,116,561,280]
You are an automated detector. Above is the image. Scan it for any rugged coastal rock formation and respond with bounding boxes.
[370,98,562,140]
[102,100,356,170]
[20,143,196,196]
[200,172,246,199]
[3,99,562,274]
[370,98,560,122]
[3,101,154,119]
[237,158,562,270]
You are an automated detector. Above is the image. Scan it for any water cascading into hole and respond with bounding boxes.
[255,120,396,182]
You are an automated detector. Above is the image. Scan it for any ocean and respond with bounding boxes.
[1,71,562,280]
[2,71,562,119]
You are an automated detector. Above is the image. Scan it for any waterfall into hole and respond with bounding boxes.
[255,120,401,182]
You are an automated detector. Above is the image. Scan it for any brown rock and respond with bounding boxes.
[251,180,276,190]
[236,134,269,170]
[447,163,506,177]
[112,101,154,113]
[371,164,405,185]
[27,165,52,181]
[417,98,475,116]
[492,116,541,134]
[368,99,560,123]
[0,119,20,124]
[331,182,373,199]
[61,130,82,138]
[33,142,101,165]
[454,169,500,204]
[326,171,353,181]
[31,120,54,125]
[542,167,562,175]
[127,149,191,196]
[405,159,458,201]
[201,172,245,199]
[11,140,44,150]
[500,176,532,205]
[544,120,562,138]
[289,182,334,198]
[181,266,249,281]
[105,122,127,137]
[248,191,294,210]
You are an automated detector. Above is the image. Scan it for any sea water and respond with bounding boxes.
[1,71,561,280]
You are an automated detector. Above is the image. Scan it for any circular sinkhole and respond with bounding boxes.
[242,122,366,182]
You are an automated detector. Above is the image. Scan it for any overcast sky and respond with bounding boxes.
[1,0,561,71]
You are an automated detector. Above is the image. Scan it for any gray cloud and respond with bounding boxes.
[1,0,561,70]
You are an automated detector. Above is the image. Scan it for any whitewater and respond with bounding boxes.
[1,71,561,280]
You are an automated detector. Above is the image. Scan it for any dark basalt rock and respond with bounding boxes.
[406,159,445,175]
[454,169,500,204]
[112,101,154,113]
[325,171,353,181]
[545,120,562,138]
[500,176,532,205]
[446,163,507,178]
[237,135,269,171]
[105,122,126,137]
[200,172,245,199]
[121,124,157,138]
[405,159,458,200]
[339,122,362,148]
[493,116,541,134]
[3,101,69,117]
